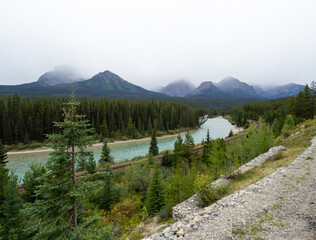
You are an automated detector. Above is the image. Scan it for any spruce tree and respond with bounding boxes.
[99,140,113,166]
[0,174,25,239]
[23,163,46,203]
[206,129,211,143]
[0,140,8,206]
[85,152,96,174]
[23,92,93,239]
[303,85,313,119]
[100,166,114,211]
[145,164,165,216]
[149,130,159,156]
[0,139,8,166]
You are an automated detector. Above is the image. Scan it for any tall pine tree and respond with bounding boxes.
[23,92,93,239]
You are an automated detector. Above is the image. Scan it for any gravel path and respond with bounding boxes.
[146,136,316,240]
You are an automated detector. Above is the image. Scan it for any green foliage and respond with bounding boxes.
[22,92,94,239]
[23,163,46,202]
[166,165,197,206]
[147,153,154,167]
[0,94,201,145]
[174,135,184,158]
[194,173,228,207]
[182,132,196,164]
[161,151,175,167]
[228,129,233,137]
[99,140,113,165]
[226,119,275,169]
[207,138,226,178]
[86,152,96,174]
[0,141,8,206]
[0,140,8,166]
[0,174,25,240]
[145,164,165,216]
[158,205,173,221]
[281,114,295,137]
[100,166,114,211]
[0,165,8,207]
[124,164,150,196]
[149,130,159,156]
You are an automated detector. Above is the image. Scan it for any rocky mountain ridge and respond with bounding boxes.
[0,67,306,100]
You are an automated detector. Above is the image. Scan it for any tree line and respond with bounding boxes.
[0,95,202,145]
[231,83,315,134]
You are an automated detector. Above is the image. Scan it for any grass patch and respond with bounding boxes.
[259,213,274,223]
[273,219,285,228]
[272,203,281,210]
[232,229,249,238]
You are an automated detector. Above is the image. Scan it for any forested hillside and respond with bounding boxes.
[0,95,202,146]
[231,84,315,135]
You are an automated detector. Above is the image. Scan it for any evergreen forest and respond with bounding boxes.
[0,95,202,147]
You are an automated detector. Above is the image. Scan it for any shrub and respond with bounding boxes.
[195,173,228,207]
[158,205,173,221]
[161,151,174,167]
[270,151,284,161]
[102,196,142,224]
[23,163,46,202]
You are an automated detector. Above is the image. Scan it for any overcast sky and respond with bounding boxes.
[0,0,315,89]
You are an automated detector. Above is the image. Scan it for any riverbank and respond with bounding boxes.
[7,128,197,155]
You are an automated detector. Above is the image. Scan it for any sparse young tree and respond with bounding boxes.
[100,166,114,211]
[145,164,165,216]
[85,152,96,174]
[149,130,159,156]
[99,140,113,165]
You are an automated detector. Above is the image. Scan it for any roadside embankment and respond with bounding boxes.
[144,135,316,240]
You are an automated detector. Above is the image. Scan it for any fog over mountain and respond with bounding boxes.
[160,80,195,97]
[37,66,84,86]
[0,1,315,89]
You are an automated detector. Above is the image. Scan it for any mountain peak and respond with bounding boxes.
[37,65,83,86]
[216,77,258,98]
[186,81,226,98]
[221,76,239,82]
[160,79,195,97]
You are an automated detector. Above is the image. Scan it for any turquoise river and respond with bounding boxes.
[7,117,235,181]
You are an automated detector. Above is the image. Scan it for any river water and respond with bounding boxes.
[7,117,234,181]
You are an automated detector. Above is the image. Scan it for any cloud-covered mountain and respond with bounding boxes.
[159,80,195,97]
[0,70,166,98]
[186,81,229,98]
[37,66,84,86]
[70,70,165,97]
[254,83,305,99]
[215,76,258,98]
